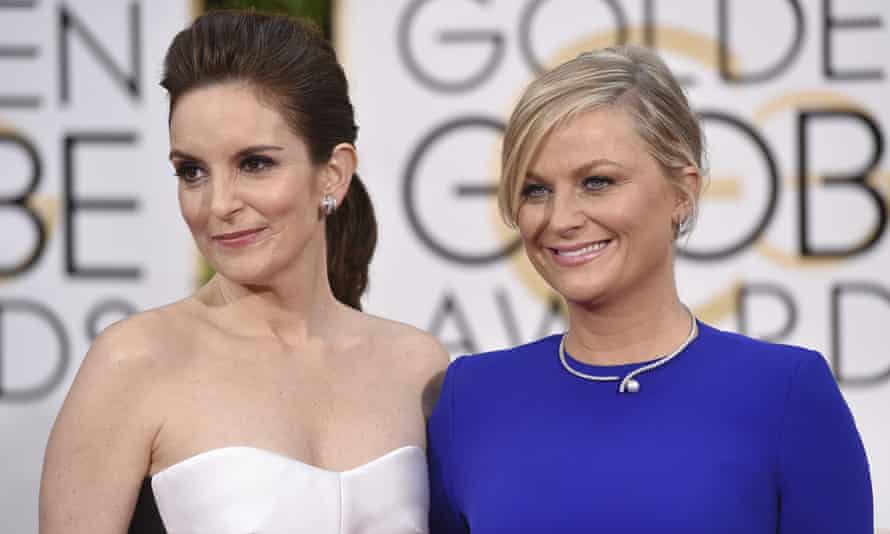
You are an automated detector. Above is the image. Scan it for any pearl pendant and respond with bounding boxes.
[625,379,640,393]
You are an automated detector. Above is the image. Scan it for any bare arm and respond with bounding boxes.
[39,320,164,534]
[409,332,450,421]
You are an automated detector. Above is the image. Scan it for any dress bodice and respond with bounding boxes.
[133,445,428,534]
[427,324,873,533]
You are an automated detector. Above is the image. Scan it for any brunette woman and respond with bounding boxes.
[41,10,447,534]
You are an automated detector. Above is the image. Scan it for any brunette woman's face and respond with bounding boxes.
[516,107,694,308]
[169,82,326,285]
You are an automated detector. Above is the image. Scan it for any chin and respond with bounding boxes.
[557,287,610,307]
[543,273,614,307]
[209,256,276,285]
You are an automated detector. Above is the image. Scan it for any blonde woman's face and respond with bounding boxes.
[515,108,687,308]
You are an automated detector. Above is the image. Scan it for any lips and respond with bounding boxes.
[548,239,612,266]
[554,240,608,256]
[211,227,267,248]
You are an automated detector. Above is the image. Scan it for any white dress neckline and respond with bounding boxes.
[152,444,424,478]
[149,444,429,533]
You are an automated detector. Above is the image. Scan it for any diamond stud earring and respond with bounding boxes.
[321,194,337,216]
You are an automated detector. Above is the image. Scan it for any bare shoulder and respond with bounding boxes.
[51,298,203,447]
[352,311,450,418]
[40,300,198,533]
[85,299,195,373]
[360,312,450,373]
[55,299,199,430]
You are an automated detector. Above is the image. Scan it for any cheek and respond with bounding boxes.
[642,193,676,235]
[178,189,206,231]
[615,188,672,233]
[621,198,675,252]
[516,206,545,245]
[265,194,302,220]
[259,172,319,222]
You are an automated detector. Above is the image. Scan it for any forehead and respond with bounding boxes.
[529,107,648,175]
[169,82,297,151]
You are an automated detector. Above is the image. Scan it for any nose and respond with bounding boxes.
[547,188,585,235]
[209,173,244,220]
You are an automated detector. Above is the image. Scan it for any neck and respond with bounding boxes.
[564,276,692,366]
[203,240,345,347]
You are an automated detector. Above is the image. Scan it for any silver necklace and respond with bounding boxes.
[558,312,699,394]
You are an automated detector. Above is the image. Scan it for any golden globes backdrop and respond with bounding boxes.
[1,0,887,530]
[0,1,192,530]
[337,0,889,525]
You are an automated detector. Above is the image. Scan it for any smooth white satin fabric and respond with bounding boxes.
[151,446,429,534]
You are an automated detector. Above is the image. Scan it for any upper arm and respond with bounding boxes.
[777,352,873,533]
[427,357,469,534]
[422,368,447,421]
[39,320,164,534]
[390,327,450,420]
[418,337,450,420]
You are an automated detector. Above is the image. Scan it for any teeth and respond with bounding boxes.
[557,241,608,257]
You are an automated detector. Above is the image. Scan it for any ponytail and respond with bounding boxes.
[326,174,377,310]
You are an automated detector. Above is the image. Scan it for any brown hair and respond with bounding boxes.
[161,9,376,309]
[500,45,705,238]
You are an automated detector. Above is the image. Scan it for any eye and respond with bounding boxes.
[173,162,208,184]
[520,182,549,200]
[240,155,275,174]
[582,175,613,191]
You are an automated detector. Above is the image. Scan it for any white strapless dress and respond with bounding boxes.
[149,445,428,534]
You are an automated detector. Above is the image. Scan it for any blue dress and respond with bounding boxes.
[428,321,872,533]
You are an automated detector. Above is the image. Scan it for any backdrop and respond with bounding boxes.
[0,1,193,532]
[1,0,887,531]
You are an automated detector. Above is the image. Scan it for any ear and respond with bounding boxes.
[672,165,701,221]
[319,143,357,204]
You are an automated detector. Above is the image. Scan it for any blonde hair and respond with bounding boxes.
[499,45,705,236]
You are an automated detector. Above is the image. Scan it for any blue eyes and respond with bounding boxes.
[520,183,549,198]
[520,176,614,199]
[173,155,276,184]
[582,176,613,191]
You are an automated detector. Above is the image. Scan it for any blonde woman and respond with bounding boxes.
[427,45,872,533]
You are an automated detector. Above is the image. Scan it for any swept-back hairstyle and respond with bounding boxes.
[161,9,376,309]
[499,44,705,237]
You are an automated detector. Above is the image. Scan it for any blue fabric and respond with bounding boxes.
[428,321,873,533]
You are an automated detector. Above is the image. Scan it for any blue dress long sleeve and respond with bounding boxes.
[427,321,872,533]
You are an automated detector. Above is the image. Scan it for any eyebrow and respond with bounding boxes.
[168,149,198,161]
[168,145,284,161]
[526,158,625,182]
[233,145,284,159]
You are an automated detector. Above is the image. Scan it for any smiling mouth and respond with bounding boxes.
[211,227,267,247]
[551,240,611,257]
[545,239,613,266]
